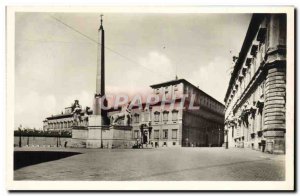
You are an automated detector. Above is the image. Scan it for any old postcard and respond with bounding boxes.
[6,6,295,190]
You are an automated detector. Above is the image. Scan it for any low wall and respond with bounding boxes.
[14,136,71,147]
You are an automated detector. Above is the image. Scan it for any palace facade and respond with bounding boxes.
[43,100,92,132]
[106,78,225,148]
[224,14,287,154]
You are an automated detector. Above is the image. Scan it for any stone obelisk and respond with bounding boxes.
[87,15,106,148]
[94,14,105,116]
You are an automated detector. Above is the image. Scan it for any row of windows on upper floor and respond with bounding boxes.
[132,110,179,123]
[226,25,268,107]
[153,84,179,94]
[153,85,224,114]
[133,129,178,140]
[46,121,73,129]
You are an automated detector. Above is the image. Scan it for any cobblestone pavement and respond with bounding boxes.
[14,147,285,181]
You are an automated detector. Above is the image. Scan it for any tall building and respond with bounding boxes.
[150,79,224,147]
[107,78,225,148]
[224,14,287,154]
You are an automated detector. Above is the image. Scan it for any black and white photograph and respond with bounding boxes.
[5,6,294,191]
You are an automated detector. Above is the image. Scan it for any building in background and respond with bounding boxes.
[149,79,224,147]
[43,100,92,132]
[224,14,286,154]
[107,78,225,148]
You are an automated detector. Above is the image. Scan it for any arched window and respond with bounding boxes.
[163,111,169,122]
[172,110,178,121]
[133,113,140,123]
[154,111,160,122]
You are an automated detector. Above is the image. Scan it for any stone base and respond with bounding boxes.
[89,115,103,126]
[86,139,102,148]
[265,137,285,154]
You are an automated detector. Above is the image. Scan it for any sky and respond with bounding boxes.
[15,12,251,129]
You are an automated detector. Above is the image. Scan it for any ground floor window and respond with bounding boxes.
[134,130,139,139]
[172,129,177,139]
[163,129,168,139]
[154,130,159,139]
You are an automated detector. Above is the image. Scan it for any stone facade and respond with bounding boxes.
[224,14,286,154]
[142,78,224,147]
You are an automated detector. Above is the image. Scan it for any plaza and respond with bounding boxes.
[14,147,285,181]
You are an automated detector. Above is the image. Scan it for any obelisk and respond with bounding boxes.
[87,15,107,148]
[94,14,105,116]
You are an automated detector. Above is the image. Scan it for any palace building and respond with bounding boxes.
[224,14,287,154]
[43,100,92,132]
[107,78,225,148]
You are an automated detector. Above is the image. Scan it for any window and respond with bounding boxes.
[172,110,178,121]
[165,86,169,93]
[143,112,149,122]
[172,129,177,139]
[154,130,159,139]
[174,84,178,91]
[155,88,160,94]
[163,129,168,139]
[163,111,169,122]
[134,130,139,139]
[133,114,139,123]
[154,111,160,122]
[185,86,189,93]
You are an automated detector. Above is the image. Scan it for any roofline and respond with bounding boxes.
[150,78,224,107]
[46,110,93,120]
[224,14,265,103]
[150,79,184,88]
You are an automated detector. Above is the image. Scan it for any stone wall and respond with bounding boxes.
[71,127,88,148]
[264,66,286,154]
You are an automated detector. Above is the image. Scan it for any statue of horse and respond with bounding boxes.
[110,104,132,126]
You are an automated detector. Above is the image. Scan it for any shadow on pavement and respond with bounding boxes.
[14,151,81,170]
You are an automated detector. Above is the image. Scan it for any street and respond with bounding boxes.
[14,147,285,181]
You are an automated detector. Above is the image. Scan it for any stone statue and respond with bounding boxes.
[110,103,132,126]
[82,107,90,126]
[72,100,82,113]
[73,111,80,126]
[72,101,82,127]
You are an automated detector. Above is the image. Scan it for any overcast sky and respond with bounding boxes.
[15,12,251,129]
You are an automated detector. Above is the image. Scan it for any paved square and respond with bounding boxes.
[14,147,285,181]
